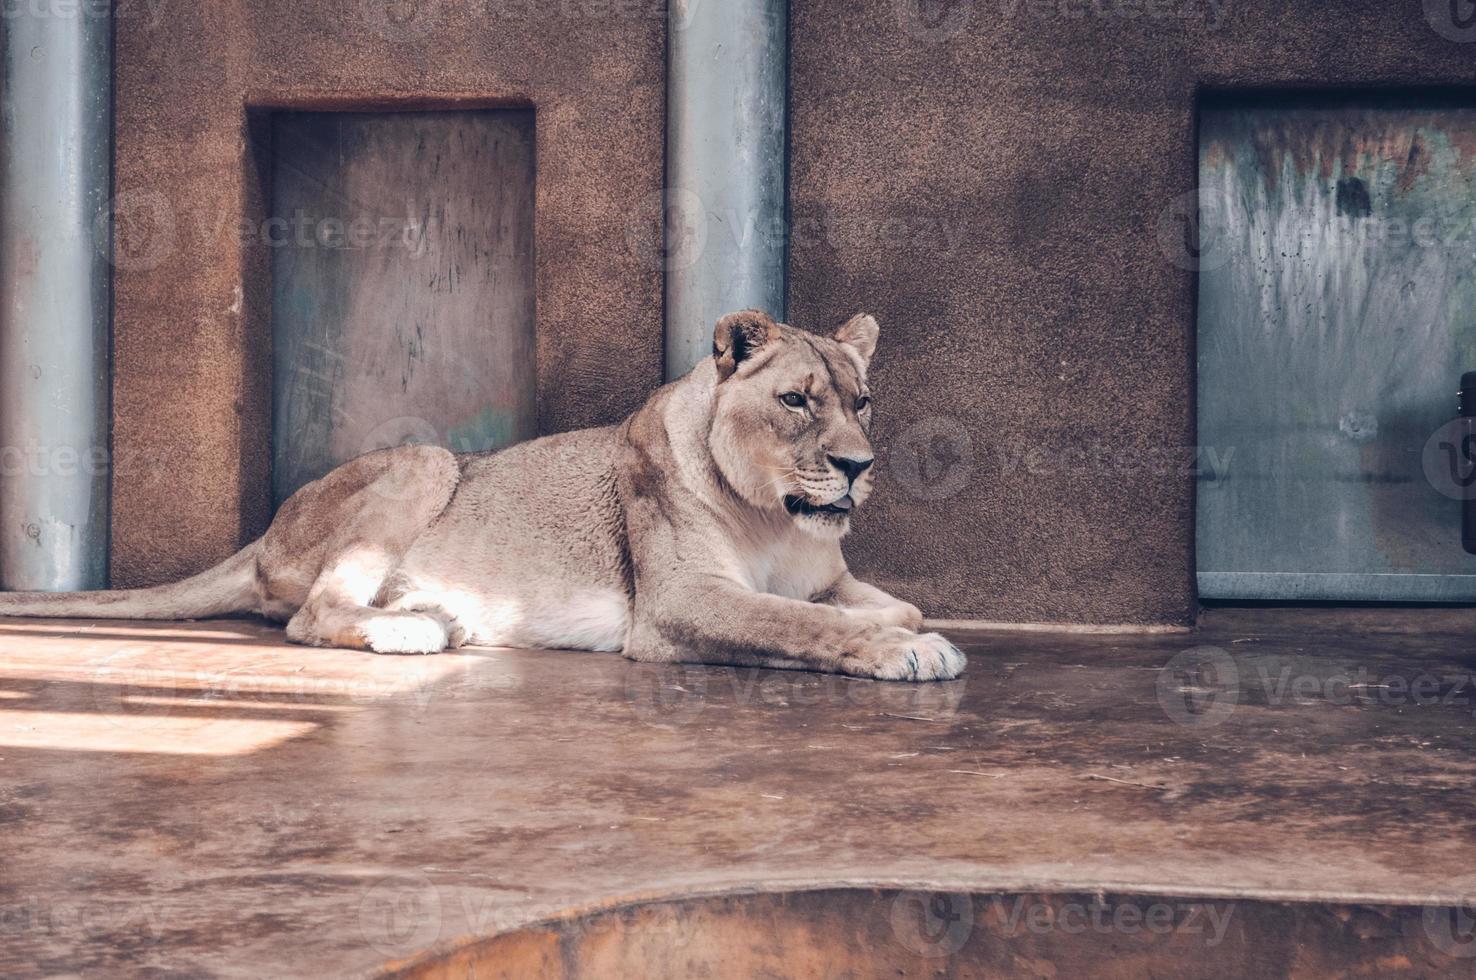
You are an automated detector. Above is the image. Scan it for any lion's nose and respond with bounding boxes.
[828,454,874,484]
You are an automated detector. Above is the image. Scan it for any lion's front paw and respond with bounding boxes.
[842,628,966,682]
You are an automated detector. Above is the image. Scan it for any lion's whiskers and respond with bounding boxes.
[759,464,801,502]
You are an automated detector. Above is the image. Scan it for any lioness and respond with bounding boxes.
[0,310,965,681]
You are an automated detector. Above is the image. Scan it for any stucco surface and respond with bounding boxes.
[788,0,1476,622]
[111,1,665,587]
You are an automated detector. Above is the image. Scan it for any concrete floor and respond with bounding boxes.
[1,608,1474,977]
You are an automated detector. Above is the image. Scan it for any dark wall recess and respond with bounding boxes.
[269,110,537,507]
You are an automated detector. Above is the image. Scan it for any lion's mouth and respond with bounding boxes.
[784,494,854,517]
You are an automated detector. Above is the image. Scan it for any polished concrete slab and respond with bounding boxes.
[1,608,1474,977]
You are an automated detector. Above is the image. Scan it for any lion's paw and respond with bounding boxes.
[842,628,966,682]
[359,612,452,655]
[380,598,469,650]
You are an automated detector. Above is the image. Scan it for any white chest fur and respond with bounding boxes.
[735,529,845,601]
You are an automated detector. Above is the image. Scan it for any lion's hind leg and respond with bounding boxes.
[274,446,463,655]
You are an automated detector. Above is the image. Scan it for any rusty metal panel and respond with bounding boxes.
[271,110,536,507]
[1196,101,1476,601]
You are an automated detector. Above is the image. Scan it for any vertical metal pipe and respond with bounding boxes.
[665,0,787,380]
[0,3,112,590]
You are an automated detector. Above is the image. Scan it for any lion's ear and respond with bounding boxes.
[834,313,879,368]
[713,309,780,381]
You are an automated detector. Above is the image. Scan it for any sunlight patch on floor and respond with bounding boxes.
[0,708,320,755]
[0,617,490,755]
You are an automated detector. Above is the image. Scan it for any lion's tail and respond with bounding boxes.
[0,542,261,621]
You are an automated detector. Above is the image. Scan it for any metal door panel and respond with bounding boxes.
[271,110,537,507]
[1196,102,1476,600]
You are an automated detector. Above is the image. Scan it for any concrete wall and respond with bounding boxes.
[789,0,1476,624]
[111,2,665,587]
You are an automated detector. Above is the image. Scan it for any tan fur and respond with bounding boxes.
[0,311,963,681]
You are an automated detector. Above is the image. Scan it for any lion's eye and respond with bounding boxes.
[855,395,872,412]
[779,392,807,409]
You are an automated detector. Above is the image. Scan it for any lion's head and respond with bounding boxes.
[707,309,881,540]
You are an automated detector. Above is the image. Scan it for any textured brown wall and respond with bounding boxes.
[112,1,665,586]
[789,0,1476,624]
